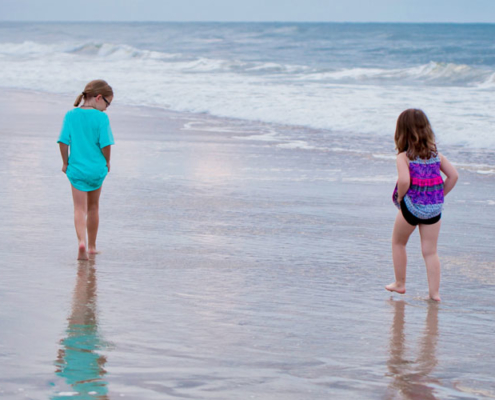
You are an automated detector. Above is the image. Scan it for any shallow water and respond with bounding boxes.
[0,91,494,399]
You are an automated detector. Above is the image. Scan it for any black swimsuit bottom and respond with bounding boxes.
[400,199,441,226]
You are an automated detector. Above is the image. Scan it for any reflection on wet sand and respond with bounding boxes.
[53,260,109,399]
[386,300,440,400]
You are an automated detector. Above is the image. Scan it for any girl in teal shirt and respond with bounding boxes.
[58,80,114,260]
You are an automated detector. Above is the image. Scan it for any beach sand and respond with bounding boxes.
[0,89,494,399]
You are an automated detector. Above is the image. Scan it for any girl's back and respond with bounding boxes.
[58,108,113,190]
[404,154,444,219]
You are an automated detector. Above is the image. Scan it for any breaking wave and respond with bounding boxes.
[1,41,493,86]
[0,39,494,149]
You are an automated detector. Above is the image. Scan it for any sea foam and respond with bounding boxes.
[0,39,494,150]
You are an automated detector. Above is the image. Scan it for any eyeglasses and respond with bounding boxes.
[102,96,111,107]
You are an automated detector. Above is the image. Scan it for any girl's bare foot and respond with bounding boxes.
[88,248,101,255]
[78,242,89,260]
[429,294,441,302]
[385,282,406,294]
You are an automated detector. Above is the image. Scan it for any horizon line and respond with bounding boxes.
[1,20,495,24]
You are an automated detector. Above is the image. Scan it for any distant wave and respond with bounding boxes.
[0,41,183,61]
[66,42,182,60]
[0,40,313,74]
[65,43,311,74]
[1,41,493,87]
[0,41,58,56]
[302,61,495,87]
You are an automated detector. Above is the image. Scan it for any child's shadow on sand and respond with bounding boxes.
[386,299,440,400]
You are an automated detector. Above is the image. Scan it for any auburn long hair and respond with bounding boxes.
[74,79,113,107]
[395,109,437,160]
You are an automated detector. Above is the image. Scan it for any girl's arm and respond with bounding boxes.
[396,152,410,202]
[59,143,69,174]
[102,145,111,173]
[440,153,459,196]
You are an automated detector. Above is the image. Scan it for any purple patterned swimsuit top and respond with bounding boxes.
[393,154,444,219]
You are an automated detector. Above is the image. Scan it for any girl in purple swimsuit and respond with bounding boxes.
[386,109,458,301]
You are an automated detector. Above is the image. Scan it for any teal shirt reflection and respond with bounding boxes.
[53,262,109,400]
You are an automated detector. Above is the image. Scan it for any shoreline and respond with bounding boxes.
[1,87,494,264]
[1,87,494,261]
[4,87,495,174]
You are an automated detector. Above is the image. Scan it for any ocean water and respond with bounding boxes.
[0,22,494,155]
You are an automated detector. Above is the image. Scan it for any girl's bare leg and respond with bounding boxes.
[87,187,102,254]
[419,221,442,301]
[387,211,416,294]
[71,186,88,260]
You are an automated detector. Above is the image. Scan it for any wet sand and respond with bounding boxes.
[0,90,494,399]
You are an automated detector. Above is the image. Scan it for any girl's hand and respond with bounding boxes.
[62,164,67,174]
[107,162,111,173]
[440,153,459,196]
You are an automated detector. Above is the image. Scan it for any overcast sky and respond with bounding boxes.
[1,0,494,23]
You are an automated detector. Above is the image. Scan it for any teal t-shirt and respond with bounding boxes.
[58,108,114,192]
